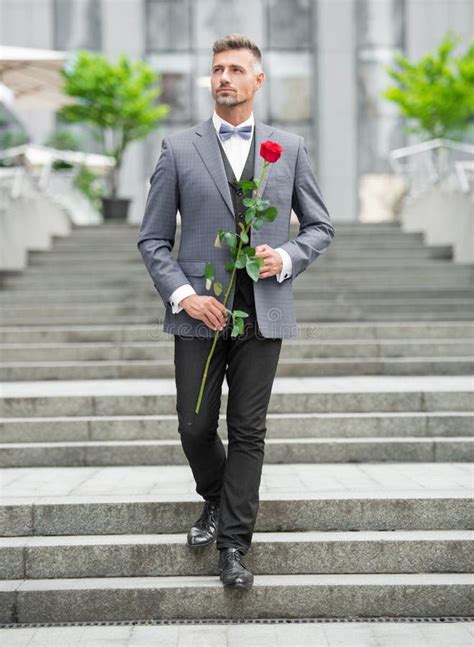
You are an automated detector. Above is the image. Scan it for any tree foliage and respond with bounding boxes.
[383,33,474,140]
[59,51,170,196]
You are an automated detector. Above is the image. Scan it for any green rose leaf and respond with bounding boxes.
[235,255,247,269]
[204,262,215,280]
[225,260,235,271]
[231,324,240,338]
[236,180,257,191]
[256,199,271,211]
[260,207,278,222]
[235,317,244,335]
[242,246,256,257]
[236,179,258,193]
[238,223,249,244]
[242,197,255,207]
[246,258,260,282]
[245,207,256,224]
[223,232,237,253]
[213,281,222,296]
[233,310,249,318]
[214,228,224,248]
[256,256,266,268]
[252,218,264,231]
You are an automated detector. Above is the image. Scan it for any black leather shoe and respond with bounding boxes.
[187,500,219,548]
[219,547,254,589]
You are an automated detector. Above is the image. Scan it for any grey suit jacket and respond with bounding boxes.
[138,116,335,339]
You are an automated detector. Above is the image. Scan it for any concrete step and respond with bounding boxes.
[20,261,473,274]
[4,277,473,292]
[27,254,447,268]
[5,264,472,277]
[28,246,446,264]
[1,412,472,443]
[44,234,427,247]
[1,375,472,417]
[1,530,472,580]
[1,462,471,535]
[1,437,472,467]
[2,339,471,361]
[28,244,440,257]
[1,322,471,343]
[3,287,474,304]
[26,251,453,266]
[52,232,426,244]
[38,230,422,244]
[1,573,471,623]
[2,301,473,325]
[2,312,473,325]
[2,357,473,381]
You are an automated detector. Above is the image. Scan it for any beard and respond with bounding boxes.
[214,91,243,107]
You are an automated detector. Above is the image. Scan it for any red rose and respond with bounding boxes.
[260,140,284,163]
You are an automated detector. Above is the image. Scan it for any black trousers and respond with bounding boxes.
[173,289,282,554]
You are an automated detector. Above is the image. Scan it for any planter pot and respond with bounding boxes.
[101,197,131,221]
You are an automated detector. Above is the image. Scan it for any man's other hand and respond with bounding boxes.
[181,294,228,331]
[255,244,283,279]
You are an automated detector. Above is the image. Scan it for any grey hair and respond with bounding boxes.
[212,33,263,74]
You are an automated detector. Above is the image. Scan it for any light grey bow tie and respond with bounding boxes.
[219,123,253,141]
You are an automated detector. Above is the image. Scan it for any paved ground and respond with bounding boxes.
[1,620,473,646]
[1,462,471,500]
[2,374,472,398]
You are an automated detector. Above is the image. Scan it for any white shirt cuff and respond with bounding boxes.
[275,247,292,283]
[169,284,196,314]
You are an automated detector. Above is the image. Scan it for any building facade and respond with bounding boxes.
[0,0,472,223]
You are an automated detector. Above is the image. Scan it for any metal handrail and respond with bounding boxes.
[387,138,474,197]
[0,144,115,192]
[0,144,115,166]
[0,166,26,199]
[454,161,474,195]
[389,138,474,162]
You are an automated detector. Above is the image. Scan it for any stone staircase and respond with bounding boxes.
[0,222,473,623]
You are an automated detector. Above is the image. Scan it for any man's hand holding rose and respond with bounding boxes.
[255,244,283,279]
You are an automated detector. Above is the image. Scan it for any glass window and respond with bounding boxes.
[359,117,405,173]
[147,54,194,123]
[54,0,101,51]
[194,0,264,51]
[266,0,313,49]
[146,0,191,51]
[356,0,404,48]
[265,52,312,123]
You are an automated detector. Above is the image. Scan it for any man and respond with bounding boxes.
[138,34,335,589]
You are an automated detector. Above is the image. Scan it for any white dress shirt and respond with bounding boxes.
[169,110,292,313]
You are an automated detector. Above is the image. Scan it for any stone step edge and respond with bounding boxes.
[2,357,474,367]
[2,412,471,423]
[3,338,473,348]
[0,322,470,331]
[2,529,472,548]
[1,572,471,593]
[2,495,471,537]
[1,436,472,450]
[2,492,471,506]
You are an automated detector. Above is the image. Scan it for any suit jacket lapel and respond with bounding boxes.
[193,117,234,218]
